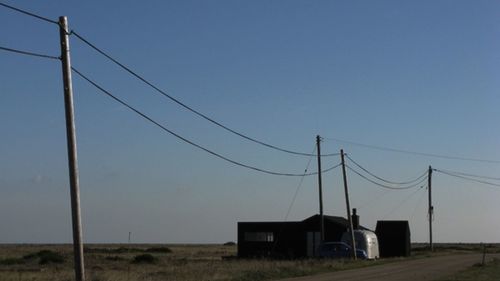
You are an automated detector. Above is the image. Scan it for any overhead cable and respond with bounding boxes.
[410,188,428,221]
[346,164,428,190]
[433,168,500,181]
[433,169,500,188]
[0,2,58,25]
[283,146,316,222]
[381,186,425,220]
[321,163,342,174]
[0,45,60,60]
[345,154,428,185]
[72,67,341,177]
[70,31,338,157]
[272,149,315,253]
[326,137,500,164]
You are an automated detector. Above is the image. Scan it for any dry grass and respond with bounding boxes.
[436,258,500,281]
[1,243,499,281]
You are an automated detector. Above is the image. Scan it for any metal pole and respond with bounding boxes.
[59,16,85,281]
[428,165,433,252]
[340,150,357,260]
[316,135,325,243]
[482,243,487,266]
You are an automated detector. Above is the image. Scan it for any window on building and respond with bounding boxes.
[244,232,274,242]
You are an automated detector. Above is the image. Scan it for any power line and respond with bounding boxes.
[345,154,428,185]
[326,137,500,164]
[322,163,342,174]
[0,2,58,25]
[272,149,315,254]
[410,187,428,222]
[283,146,316,222]
[346,164,428,190]
[433,168,500,181]
[72,66,341,177]
[381,186,425,220]
[70,31,338,158]
[0,45,60,60]
[355,188,391,213]
[433,169,500,188]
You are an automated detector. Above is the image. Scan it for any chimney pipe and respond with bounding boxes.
[352,208,359,229]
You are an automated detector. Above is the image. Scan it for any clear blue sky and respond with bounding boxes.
[1,0,499,243]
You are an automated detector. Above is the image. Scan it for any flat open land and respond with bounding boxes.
[0,243,499,281]
[278,253,500,281]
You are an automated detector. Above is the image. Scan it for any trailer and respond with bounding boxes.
[341,229,380,259]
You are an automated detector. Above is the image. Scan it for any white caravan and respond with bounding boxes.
[341,229,380,259]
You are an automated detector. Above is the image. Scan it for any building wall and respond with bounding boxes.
[237,215,353,258]
[237,222,305,258]
[375,220,411,257]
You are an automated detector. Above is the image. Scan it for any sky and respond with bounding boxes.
[1,0,500,244]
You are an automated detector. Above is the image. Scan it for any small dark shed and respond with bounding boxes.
[238,214,365,258]
[375,220,411,257]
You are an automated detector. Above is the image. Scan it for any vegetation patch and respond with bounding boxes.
[23,250,65,265]
[38,250,65,265]
[85,246,172,255]
[224,241,236,246]
[0,258,26,265]
[84,247,141,254]
[132,254,158,264]
[145,247,172,253]
[105,255,126,261]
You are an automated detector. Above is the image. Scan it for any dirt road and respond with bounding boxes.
[278,253,500,281]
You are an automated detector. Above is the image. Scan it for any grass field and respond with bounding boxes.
[436,257,500,281]
[0,243,498,281]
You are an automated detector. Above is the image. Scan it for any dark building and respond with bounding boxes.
[375,220,411,257]
[238,214,366,258]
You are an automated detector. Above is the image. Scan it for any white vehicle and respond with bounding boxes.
[341,229,380,259]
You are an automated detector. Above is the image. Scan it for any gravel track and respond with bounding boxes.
[278,253,500,281]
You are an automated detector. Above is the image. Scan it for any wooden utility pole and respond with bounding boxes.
[428,165,433,252]
[340,150,357,260]
[316,135,325,243]
[59,16,85,281]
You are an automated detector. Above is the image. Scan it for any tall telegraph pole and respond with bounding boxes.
[340,150,357,260]
[316,135,325,243]
[428,165,433,252]
[59,16,85,281]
